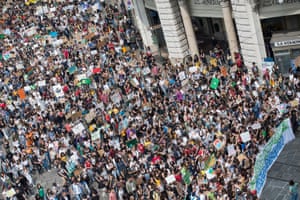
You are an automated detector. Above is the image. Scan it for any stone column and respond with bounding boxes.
[231,0,266,68]
[154,0,189,62]
[221,0,239,62]
[132,0,157,52]
[178,0,199,56]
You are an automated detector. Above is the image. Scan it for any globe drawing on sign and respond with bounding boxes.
[55,88,61,93]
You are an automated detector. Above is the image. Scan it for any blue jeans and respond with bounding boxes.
[290,193,299,200]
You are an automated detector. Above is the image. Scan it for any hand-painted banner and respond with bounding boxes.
[249,119,295,197]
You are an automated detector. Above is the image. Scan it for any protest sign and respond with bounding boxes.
[126,138,138,148]
[5,188,16,198]
[181,79,189,87]
[178,71,186,81]
[189,66,198,73]
[3,52,10,61]
[205,168,216,180]
[92,68,101,74]
[221,66,227,77]
[251,123,261,130]
[142,67,151,75]
[35,5,49,15]
[81,78,92,85]
[50,7,56,12]
[181,167,191,185]
[16,63,24,70]
[213,139,224,150]
[261,61,274,74]
[210,78,219,89]
[130,78,139,87]
[85,109,96,124]
[72,123,85,135]
[24,27,37,37]
[111,92,122,104]
[24,86,31,92]
[204,154,216,170]
[17,88,26,100]
[240,131,251,143]
[91,129,100,141]
[76,74,87,81]
[37,80,46,87]
[127,92,135,101]
[210,58,217,67]
[68,66,77,74]
[53,84,64,97]
[52,39,64,47]
[227,144,236,156]
[66,159,76,176]
[277,103,287,115]
[70,112,82,121]
[165,175,176,184]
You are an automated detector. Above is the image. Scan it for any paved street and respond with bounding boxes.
[261,131,300,200]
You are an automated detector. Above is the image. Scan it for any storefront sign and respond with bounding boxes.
[274,39,300,47]
[194,0,220,5]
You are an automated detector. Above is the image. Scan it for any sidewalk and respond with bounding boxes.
[260,130,300,200]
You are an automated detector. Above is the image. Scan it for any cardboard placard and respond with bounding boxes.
[17,88,26,100]
[37,80,46,87]
[71,112,82,121]
[251,123,261,130]
[130,78,139,87]
[111,92,122,104]
[85,109,96,124]
[227,144,236,156]
[72,123,85,135]
[142,67,151,75]
[126,138,138,148]
[189,66,198,73]
[16,63,24,70]
[91,129,101,141]
[165,175,176,184]
[213,139,224,150]
[53,84,64,97]
[221,66,227,77]
[178,71,186,81]
[240,131,251,143]
[210,78,220,90]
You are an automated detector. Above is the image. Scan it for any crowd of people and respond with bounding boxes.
[0,0,299,200]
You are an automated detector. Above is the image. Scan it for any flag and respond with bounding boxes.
[210,78,219,90]
[0,34,5,39]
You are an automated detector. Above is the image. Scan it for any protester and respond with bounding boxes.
[289,180,299,200]
[0,0,299,200]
